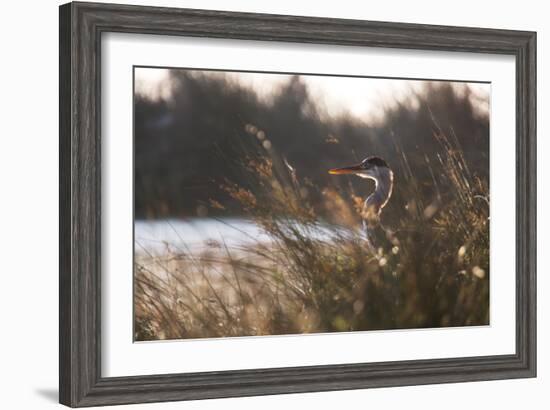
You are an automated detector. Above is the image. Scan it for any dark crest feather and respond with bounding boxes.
[362,156,388,169]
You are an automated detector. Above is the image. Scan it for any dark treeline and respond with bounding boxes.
[134,71,489,220]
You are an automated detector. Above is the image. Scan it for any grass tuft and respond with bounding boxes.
[135,126,489,341]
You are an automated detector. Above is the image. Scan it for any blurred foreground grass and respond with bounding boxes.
[134,126,489,341]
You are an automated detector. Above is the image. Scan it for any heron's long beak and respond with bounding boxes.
[328,164,363,175]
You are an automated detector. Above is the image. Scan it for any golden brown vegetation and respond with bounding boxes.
[134,126,489,341]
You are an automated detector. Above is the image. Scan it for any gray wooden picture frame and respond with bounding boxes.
[59,1,536,407]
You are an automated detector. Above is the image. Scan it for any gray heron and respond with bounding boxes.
[329,156,394,250]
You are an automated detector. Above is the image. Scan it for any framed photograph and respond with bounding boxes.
[59,2,536,407]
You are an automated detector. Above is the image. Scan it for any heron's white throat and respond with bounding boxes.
[357,166,394,223]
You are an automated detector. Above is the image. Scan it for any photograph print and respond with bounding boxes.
[133,67,490,341]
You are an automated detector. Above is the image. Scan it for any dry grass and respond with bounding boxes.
[134,127,489,341]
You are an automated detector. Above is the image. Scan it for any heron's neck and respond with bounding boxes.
[372,168,393,206]
[362,168,393,222]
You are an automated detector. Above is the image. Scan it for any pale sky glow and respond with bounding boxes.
[135,67,490,122]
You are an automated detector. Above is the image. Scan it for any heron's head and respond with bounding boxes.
[329,156,390,180]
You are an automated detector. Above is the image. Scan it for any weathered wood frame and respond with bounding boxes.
[59,2,536,407]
